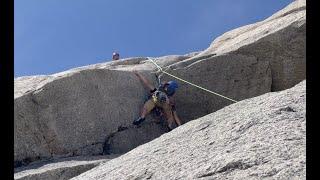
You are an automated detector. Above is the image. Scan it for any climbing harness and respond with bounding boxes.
[147,57,238,103]
[152,90,167,104]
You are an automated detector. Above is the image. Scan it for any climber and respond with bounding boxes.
[112,52,120,61]
[132,70,183,130]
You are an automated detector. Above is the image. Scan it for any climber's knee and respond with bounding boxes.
[141,99,156,117]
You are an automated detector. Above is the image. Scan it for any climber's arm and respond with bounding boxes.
[133,70,155,91]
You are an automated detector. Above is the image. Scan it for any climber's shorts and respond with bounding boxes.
[144,97,172,117]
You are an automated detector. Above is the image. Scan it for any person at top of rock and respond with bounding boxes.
[112,52,120,61]
[132,70,183,131]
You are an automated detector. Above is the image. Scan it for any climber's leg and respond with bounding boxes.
[172,110,182,126]
[133,99,155,125]
[160,100,177,130]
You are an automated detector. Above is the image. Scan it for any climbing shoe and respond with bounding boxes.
[133,117,145,125]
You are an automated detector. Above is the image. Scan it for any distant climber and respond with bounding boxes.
[132,70,182,130]
[112,52,120,61]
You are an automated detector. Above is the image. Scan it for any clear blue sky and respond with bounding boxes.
[14,0,292,77]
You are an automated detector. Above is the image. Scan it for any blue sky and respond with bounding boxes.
[14,0,292,77]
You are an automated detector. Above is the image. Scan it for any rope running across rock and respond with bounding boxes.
[147,57,238,103]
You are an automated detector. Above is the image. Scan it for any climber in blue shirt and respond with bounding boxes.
[132,70,183,130]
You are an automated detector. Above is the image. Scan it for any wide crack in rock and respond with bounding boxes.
[72,80,306,180]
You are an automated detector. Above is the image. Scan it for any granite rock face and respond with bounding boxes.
[171,0,306,91]
[14,56,196,166]
[14,0,305,169]
[164,53,271,121]
[14,69,161,164]
[73,80,306,180]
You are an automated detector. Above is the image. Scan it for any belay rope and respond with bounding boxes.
[147,57,238,103]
